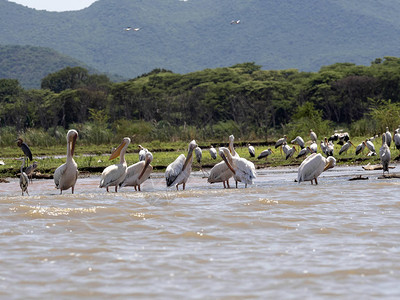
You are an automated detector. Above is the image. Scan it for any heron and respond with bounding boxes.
[18,157,29,196]
[16,138,33,162]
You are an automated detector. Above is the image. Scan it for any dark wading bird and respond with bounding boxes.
[16,138,33,162]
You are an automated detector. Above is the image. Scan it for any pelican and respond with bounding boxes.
[339,140,355,155]
[274,135,287,155]
[209,145,217,159]
[257,148,273,160]
[18,157,29,196]
[248,143,255,157]
[208,160,234,188]
[380,134,391,174]
[219,147,256,188]
[291,136,305,149]
[310,129,317,142]
[54,130,79,194]
[355,142,365,155]
[394,129,400,150]
[25,161,38,183]
[230,20,240,24]
[138,145,148,161]
[120,151,153,191]
[297,152,336,185]
[385,127,392,148]
[16,138,33,162]
[165,140,197,190]
[364,139,376,153]
[99,137,130,192]
[195,146,202,164]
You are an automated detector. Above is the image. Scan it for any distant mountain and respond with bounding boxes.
[1,0,400,80]
[0,45,100,89]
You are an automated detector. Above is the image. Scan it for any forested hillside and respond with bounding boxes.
[0,0,400,80]
[1,58,400,146]
[0,45,99,89]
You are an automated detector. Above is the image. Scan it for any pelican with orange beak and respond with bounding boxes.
[119,151,153,191]
[100,137,131,192]
[54,129,79,194]
[297,151,336,185]
[165,140,197,190]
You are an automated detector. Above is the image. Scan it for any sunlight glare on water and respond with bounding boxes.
[0,165,399,299]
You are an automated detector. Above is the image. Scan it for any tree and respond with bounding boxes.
[41,67,89,93]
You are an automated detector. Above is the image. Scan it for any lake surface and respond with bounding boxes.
[1,165,400,299]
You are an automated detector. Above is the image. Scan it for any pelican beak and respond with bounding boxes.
[138,155,152,179]
[220,150,236,174]
[109,140,127,160]
[182,143,196,171]
[323,161,333,171]
[70,133,77,157]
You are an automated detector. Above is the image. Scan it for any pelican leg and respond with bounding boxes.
[134,186,137,191]
[115,186,118,193]
[223,181,226,189]
[138,185,141,192]
[235,180,238,188]
[227,180,230,188]
[106,187,109,192]
[182,183,186,190]
[72,186,75,194]
[315,178,318,185]
[60,189,63,195]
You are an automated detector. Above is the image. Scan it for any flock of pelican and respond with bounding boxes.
[14,126,398,195]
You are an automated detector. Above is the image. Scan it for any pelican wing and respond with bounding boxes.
[165,154,185,187]
[100,163,127,187]
[297,153,324,183]
[234,157,256,185]
[54,163,67,188]
[208,161,233,183]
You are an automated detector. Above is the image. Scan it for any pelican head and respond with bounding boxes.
[67,129,78,157]
[323,156,336,171]
[218,147,236,174]
[110,137,131,160]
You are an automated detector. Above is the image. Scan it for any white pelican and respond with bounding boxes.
[120,151,153,191]
[219,147,256,188]
[18,157,29,196]
[228,135,239,157]
[291,136,305,149]
[364,139,376,153]
[208,160,234,188]
[310,129,317,142]
[380,134,391,174]
[248,143,255,157]
[195,146,202,164]
[257,148,273,160]
[54,129,78,194]
[165,140,197,190]
[138,145,148,161]
[338,140,355,155]
[209,145,217,159]
[99,137,130,192]
[297,153,336,185]
[385,127,392,148]
[394,129,400,150]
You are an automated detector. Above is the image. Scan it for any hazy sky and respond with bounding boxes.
[9,0,98,12]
